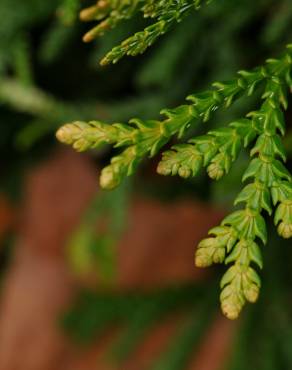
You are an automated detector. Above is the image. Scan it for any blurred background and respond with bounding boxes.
[0,0,292,369]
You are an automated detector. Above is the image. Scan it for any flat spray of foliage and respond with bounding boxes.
[57,0,292,319]
[79,0,210,65]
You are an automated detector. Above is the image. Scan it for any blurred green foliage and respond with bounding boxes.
[0,0,292,369]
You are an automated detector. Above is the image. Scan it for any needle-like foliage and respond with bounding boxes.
[80,0,211,65]
[57,0,292,319]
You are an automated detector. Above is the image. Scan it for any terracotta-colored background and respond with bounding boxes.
[0,149,236,370]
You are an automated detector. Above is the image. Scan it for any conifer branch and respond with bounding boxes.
[57,44,292,319]
[79,0,211,65]
[57,45,292,189]
[195,57,292,319]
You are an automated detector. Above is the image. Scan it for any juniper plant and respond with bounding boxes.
[56,0,292,319]
[80,0,211,65]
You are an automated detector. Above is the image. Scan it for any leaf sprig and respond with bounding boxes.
[57,44,292,319]
[80,0,211,65]
[194,56,292,319]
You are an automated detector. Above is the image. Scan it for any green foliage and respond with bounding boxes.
[63,283,216,368]
[80,0,211,65]
[1,0,292,325]
[57,7,292,318]
[2,0,292,368]
[68,181,131,281]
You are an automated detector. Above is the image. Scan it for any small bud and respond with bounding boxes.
[221,299,242,320]
[80,1,110,21]
[56,123,81,145]
[83,19,111,42]
[243,283,260,303]
[207,162,224,180]
[195,237,225,267]
[100,166,121,190]
[275,200,292,239]
[80,6,99,21]
[195,252,211,268]
[277,222,292,239]
[157,161,172,176]
[83,29,97,43]
[178,166,191,179]
[73,138,90,152]
[220,285,244,320]
[213,248,226,264]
